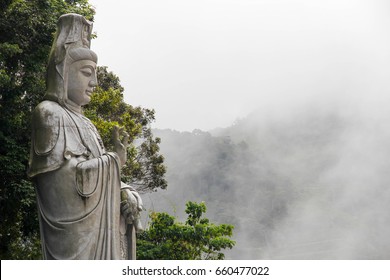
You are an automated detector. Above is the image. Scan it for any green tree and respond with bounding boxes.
[0,0,166,259]
[84,66,167,193]
[0,0,95,260]
[137,201,235,260]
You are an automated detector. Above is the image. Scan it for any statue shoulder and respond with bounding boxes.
[32,101,66,127]
[31,101,65,155]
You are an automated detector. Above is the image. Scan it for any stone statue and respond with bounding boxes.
[27,13,143,260]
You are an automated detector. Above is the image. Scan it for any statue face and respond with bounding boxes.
[67,60,97,106]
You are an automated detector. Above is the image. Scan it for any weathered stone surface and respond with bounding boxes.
[28,13,142,260]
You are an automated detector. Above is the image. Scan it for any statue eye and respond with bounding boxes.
[81,68,92,77]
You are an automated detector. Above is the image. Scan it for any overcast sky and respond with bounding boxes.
[88,0,390,131]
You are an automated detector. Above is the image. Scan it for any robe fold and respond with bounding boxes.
[28,100,122,259]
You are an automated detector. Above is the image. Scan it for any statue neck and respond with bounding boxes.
[65,100,83,114]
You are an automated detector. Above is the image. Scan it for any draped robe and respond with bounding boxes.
[28,100,122,259]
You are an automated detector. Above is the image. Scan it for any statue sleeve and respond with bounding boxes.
[28,101,89,178]
[75,152,121,197]
[31,101,61,156]
[28,101,65,177]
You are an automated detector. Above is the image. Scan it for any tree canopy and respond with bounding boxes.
[0,0,96,260]
[0,0,166,259]
[137,201,235,260]
[84,67,167,193]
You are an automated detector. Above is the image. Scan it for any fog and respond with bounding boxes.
[90,0,390,131]
[87,0,390,259]
[142,100,390,259]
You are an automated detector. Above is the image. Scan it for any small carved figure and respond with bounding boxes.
[28,13,142,260]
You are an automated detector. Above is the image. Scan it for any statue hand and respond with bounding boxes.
[112,125,129,167]
[120,188,144,232]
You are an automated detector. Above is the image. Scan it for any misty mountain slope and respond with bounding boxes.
[144,108,390,259]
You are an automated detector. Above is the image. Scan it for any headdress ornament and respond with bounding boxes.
[45,13,96,105]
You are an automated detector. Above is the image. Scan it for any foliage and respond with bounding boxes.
[137,201,235,260]
[0,0,95,260]
[152,113,357,258]
[84,67,167,193]
[0,0,166,259]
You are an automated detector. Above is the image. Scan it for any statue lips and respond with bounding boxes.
[85,89,93,97]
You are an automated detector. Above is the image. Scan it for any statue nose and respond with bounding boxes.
[89,79,97,87]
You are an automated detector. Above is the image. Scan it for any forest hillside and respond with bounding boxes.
[143,105,390,259]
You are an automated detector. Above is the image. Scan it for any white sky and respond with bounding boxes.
[88,0,390,131]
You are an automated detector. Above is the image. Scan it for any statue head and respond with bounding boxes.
[66,48,98,108]
[45,13,98,110]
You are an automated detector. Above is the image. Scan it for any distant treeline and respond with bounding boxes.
[148,108,390,259]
